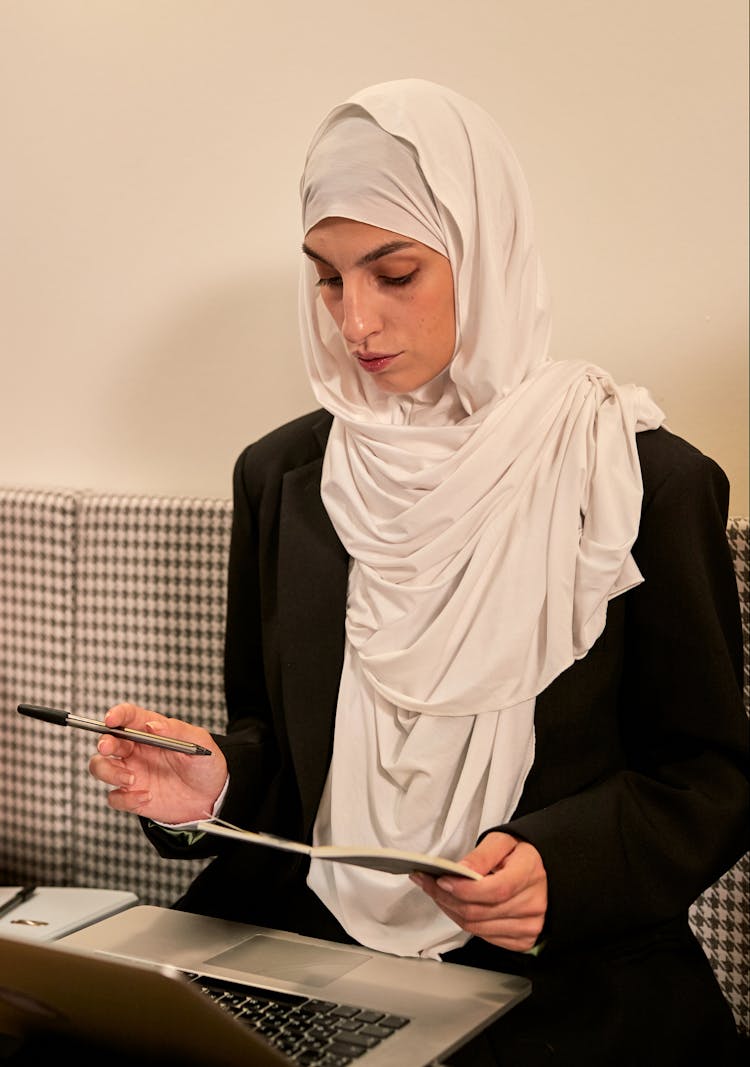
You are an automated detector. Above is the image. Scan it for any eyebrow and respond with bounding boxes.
[301,239,418,269]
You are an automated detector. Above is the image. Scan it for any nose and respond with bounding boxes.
[340,282,382,346]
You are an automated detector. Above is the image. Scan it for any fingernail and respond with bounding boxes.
[436,878,454,892]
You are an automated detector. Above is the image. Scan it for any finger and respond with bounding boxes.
[471,927,543,952]
[449,832,518,884]
[105,787,153,814]
[441,844,543,904]
[434,893,545,946]
[428,869,517,906]
[411,869,507,911]
[466,831,518,873]
[103,701,153,729]
[88,753,136,788]
[102,702,136,728]
[418,860,544,917]
[95,734,137,759]
[437,885,542,925]
[140,714,216,752]
[458,910,545,948]
[411,878,544,952]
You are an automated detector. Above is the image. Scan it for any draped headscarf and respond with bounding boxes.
[298,79,664,958]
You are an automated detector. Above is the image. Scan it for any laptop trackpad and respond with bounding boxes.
[205,935,371,987]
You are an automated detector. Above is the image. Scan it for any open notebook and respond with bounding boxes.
[196,818,484,879]
[0,904,531,1066]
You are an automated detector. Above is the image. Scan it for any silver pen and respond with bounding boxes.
[17,704,213,756]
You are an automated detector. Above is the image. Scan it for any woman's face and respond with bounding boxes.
[303,217,456,394]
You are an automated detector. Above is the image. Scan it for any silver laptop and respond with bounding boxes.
[0,904,530,1066]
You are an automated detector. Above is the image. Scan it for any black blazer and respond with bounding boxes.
[147,411,748,960]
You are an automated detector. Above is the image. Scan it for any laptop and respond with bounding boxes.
[0,904,530,1066]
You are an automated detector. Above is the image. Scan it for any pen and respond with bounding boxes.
[17,704,213,756]
[0,886,36,920]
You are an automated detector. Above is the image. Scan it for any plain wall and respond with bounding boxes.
[1,0,747,514]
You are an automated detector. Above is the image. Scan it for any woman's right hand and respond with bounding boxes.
[87,702,228,825]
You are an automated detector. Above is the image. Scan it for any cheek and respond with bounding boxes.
[422,292,456,360]
[444,305,457,356]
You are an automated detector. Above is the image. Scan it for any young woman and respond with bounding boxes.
[89,79,748,1065]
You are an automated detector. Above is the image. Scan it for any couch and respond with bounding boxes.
[1,487,747,1035]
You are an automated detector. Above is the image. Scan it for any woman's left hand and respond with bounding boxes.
[410,831,547,953]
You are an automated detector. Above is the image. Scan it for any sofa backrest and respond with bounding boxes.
[0,489,747,1035]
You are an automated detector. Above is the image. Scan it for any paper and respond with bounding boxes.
[196,819,482,880]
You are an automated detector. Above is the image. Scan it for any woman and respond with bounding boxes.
[89,80,747,1064]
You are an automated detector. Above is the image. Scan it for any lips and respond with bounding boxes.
[355,351,401,373]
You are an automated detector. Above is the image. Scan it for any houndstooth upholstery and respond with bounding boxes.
[688,516,749,1037]
[0,490,747,1034]
[72,493,233,905]
[0,489,78,886]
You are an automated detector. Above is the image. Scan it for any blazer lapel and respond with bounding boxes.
[277,443,349,835]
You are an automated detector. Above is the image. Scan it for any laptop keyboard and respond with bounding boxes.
[183,971,411,1065]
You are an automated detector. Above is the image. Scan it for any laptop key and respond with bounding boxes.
[360,1023,394,1039]
[354,1010,384,1023]
[328,1040,369,1058]
[333,1031,379,1049]
[380,1013,409,1029]
[305,998,337,1012]
[329,1004,361,1018]
[308,1021,339,1035]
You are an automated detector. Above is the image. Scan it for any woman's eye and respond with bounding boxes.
[381,271,416,287]
[314,269,417,291]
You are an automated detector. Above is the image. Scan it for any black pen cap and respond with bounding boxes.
[17,704,70,725]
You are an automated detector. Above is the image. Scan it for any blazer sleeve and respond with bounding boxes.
[499,432,749,948]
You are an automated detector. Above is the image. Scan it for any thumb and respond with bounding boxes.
[462,831,518,876]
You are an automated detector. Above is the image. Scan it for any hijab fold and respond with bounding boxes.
[298,79,664,958]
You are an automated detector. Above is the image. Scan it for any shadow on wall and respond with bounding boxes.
[111,267,316,498]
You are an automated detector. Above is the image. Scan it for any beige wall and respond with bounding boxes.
[1,0,747,514]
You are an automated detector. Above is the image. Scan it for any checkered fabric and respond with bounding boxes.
[0,488,77,886]
[689,516,750,1036]
[71,493,232,906]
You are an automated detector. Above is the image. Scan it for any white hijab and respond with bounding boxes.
[298,79,664,958]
